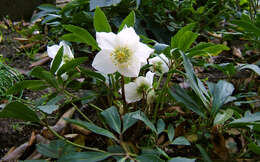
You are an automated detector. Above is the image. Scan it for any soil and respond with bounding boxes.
[0,26,45,158]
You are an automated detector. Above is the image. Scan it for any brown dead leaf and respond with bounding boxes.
[13,37,29,42]
[71,123,91,136]
[157,134,166,145]
[29,57,51,68]
[211,126,229,160]
[2,142,29,161]
[28,131,36,146]
[42,107,75,139]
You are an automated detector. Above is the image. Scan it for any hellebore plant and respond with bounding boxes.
[148,53,170,75]
[92,27,154,77]
[121,71,155,103]
[47,41,74,80]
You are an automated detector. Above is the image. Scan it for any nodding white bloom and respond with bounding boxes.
[47,41,74,71]
[122,71,155,103]
[92,27,154,77]
[47,41,74,80]
[148,54,169,75]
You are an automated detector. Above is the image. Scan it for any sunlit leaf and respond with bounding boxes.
[94,7,111,32]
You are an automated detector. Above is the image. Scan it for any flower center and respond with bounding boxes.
[137,83,150,94]
[111,47,132,64]
[153,61,163,73]
[63,54,73,63]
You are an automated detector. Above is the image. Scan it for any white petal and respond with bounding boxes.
[135,76,149,87]
[159,54,169,65]
[117,56,141,77]
[124,82,142,103]
[92,49,117,74]
[47,44,61,58]
[117,27,139,50]
[161,63,169,73]
[96,32,117,50]
[60,41,74,58]
[145,71,155,86]
[61,73,68,80]
[134,42,154,65]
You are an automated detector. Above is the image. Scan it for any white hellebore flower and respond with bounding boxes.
[92,27,154,77]
[148,53,169,75]
[47,41,74,80]
[123,71,155,103]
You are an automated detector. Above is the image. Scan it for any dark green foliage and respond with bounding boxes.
[0,62,23,99]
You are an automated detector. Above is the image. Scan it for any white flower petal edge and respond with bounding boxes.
[92,27,154,77]
[124,82,142,103]
[135,42,154,65]
[96,32,117,50]
[60,41,74,58]
[148,53,169,75]
[117,27,139,50]
[122,71,155,103]
[47,44,60,59]
[92,49,117,74]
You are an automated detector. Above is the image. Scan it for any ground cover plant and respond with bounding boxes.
[0,0,260,161]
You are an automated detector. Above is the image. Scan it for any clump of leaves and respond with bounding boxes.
[0,62,23,99]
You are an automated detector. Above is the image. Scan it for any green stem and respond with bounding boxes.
[64,90,92,123]
[46,125,106,153]
[121,75,127,113]
[89,103,103,112]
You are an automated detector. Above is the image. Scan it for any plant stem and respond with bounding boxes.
[46,125,106,153]
[89,103,103,112]
[120,75,127,113]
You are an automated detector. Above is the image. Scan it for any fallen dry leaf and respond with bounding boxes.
[29,57,51,68]
[41,107,75,139]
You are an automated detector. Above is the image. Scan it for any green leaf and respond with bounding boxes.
[172,136,190,145]
[156,119,165,135]
[94,7,111,32]
[232,20,260,36]
[195,144,212,162]
[57,57,88,76]
[58,151,112,162]
[101,106,121,134]
[30,66,58,89]
[168,85,205,117]
[181,52,210,108]
[136,154,164,162]
[167,124,175,142]
[236,64,260,76]
[80,68,106,82]
[122,111,138,133]
[0,101,40,123]
[89,0,122,11]
[63,25,98,50]
[37,105,59,114]
[248,142,260,155]
[211,80,234,116]
[7,80,47,94]
[187,42,230,57]
[171,23,196,48]
[132,110,156,133]
[168,157,196,162]
[178,31,198,52]
[61,33,85,43]
[65,118,118,140]
[118,11,135,32]
[214,109,233,125]
[37,4,60,12]
[50,46,63,74]
[230,112,260,125]
[37,140,76,159]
